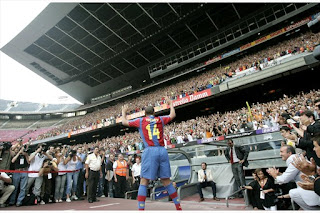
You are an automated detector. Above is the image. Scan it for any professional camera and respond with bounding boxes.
[69,150,77,157]
[0,142,12,161]
[0,142,12,151]
[41,145,48,153]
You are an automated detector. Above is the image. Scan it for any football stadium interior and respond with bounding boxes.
[1,2,320,211]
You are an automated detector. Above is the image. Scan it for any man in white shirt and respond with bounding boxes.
[176,133,184,144]
[267,145,320,210]
[85,146,102,203]
[197,162,219,202]
[26,144,53,200]
[0,172,15,208]
[131,156,141,200]
[187,133,193,142]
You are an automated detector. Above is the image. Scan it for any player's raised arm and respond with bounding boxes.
[165,97,176,121]
[121,104,129,126]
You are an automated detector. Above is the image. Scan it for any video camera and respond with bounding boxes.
[69,149,77,158]
[41,145,48,153]
[0,142,12,161]
[0,141,12,151]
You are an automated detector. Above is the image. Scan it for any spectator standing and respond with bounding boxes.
[64,149,81,202]
[54,147,67,203]
[38,159,58,204]
[85,146,102,203]
[76,147,86,200]
[97,148,106,197]
[126,155,134,198]
[113,154,128,198]
[105,153,115,198]
[9,145,29,207]
[224,139,249,198]
[255,168,277,210]
[242,171,264,210]
[26,144,53,202]
[131,156,141,200]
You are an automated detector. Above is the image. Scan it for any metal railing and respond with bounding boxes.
[225,188,248,208]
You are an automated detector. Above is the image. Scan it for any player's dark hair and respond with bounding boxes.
[145,106,155,116]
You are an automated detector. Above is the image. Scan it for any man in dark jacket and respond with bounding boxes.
[292,110,320,166]
[225,139,249,197]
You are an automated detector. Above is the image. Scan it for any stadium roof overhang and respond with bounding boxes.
[0,2,298,104]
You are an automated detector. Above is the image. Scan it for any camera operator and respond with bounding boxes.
[64,148,81,202]
[8,143,30,207]
[0,141,15,170]
[26,144,53,202]
[0,172,15,208]
[38,159,58,204]
[46,146,55,158]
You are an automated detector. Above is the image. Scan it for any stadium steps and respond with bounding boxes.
[27,119,41,129]
[35,104,44,112]
[52,118,67,127]
[3,105,12,112]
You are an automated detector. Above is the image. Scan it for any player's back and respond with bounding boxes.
[140,115,170,147]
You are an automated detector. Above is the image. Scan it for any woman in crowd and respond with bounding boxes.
[255,168,277,210]
[64,149,81,202]
[242,171,263,210]
[54,146,67,203]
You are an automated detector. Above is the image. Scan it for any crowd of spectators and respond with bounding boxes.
[53,89,318,155]
[34,30,320,142]
[1,89,319,209]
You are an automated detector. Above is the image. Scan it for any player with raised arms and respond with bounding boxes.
[121,97,182,211]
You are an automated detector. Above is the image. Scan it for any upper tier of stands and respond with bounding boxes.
[32,30,320,141]
[1,29,319,143]
[0,99,80,112]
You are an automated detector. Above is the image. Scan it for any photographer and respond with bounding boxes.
[8,143,30,207]
[0,172,15,208]
[64,149,81,202]
[0,141,14,170]
[38,159,58,204]
[26,144,53,202]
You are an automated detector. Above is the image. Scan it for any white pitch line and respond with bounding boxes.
[89,203,120,209]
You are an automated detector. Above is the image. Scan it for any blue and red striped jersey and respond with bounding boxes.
[128,115,171,147]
